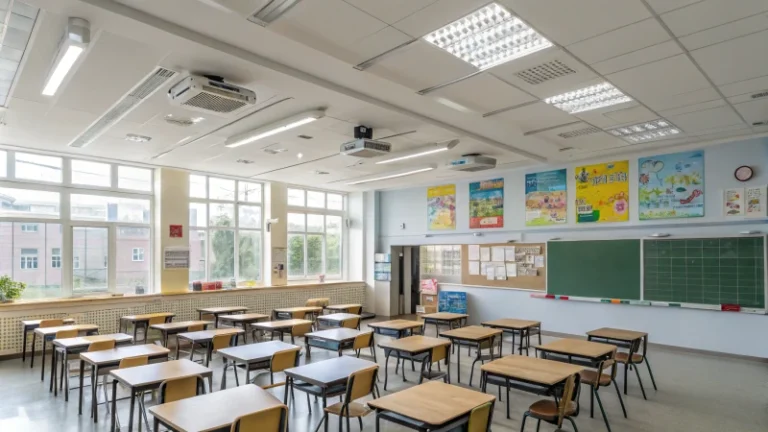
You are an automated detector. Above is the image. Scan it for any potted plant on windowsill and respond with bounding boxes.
[0,275,26,303]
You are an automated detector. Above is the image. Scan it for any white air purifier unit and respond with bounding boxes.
[446,154,497,172]
[168,74,256,116]
[340,138,392,158]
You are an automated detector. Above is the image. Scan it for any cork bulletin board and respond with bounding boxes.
[460,243,547,291]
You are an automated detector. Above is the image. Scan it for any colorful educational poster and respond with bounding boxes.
[724,188,745,216]
[438,291,467,314]
[746,186,767,218]
[575,160,629,223]
[469,178,504,228]
[638,151,704,220]
[525,169,567,226]
[427,184,456,230]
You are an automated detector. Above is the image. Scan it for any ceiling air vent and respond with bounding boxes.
[69,67,176,148]
[248,0,303,26]
[750,90,768,99]
[514,60,576,85]
[557,126,601,139]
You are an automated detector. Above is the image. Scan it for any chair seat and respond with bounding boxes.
[615,352,643,364]
[324,401,372,418]
[580,370,611,386]
[528,400,576,421]
[294,381,347,398]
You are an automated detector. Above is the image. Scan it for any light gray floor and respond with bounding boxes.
[1,316,767,432]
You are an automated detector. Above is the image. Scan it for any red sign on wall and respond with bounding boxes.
[170,225,183,238]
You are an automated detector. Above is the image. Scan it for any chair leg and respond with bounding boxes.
[313,413,326,432]
[590,386,594,418]
[306,393,312,414]
[594,388,611,432]
[520,413,528,432]
[644,358,658,390]
[633,364,648,400]
[536,419,541,432]
[103,376,110,413]
[358,417,363,430]
[613,379,628,418]
[566,416,579,432]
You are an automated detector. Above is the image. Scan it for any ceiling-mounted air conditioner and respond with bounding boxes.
[446,154,497,172]
[168,74,256,116]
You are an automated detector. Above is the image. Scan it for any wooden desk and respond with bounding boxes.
[367,319,424,339]
[250,319,313,342]
[316,313,361,329]
[304,328,365,358]
[109,360,213,432]
[196,306,249,327]
[21,318,74,363]
[324,303,362,313]
[482,318,542,355]
[78,344,170,421]
[150,320,212,348]
[536,339,616,367]
[481,355,583,419]
[421,312,467,336]
[217,313,269,343]
[587,327,651,398]
[440,326,502,386]
[285,356,377,432]
[378,336,451,390]
[119,312,175,343]
[32,324,99,382]
[369,381,495,431]
[150,384,285,432]
[272,306,322,320]
[217,341,300,389]
[176,328,244,367]
[52,333,133,398]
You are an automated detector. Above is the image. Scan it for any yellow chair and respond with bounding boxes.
[290,322,313,345]
[104,356,150,431]
[211,334,240,388]
[347,306,363,315]
[176,324,206,360]
[467,401,494,432]
[62,339,116,409]
[313,365,379,432]
[581,356,627,431]
[521,374,580,432]
[40,319,65,328]
[419,344,449,384]
[305,298,330,308]
[341,317,361,330]
[230,405,288,432]
[158,375,206,403]
[143,316,167,343]
[261,348,301,390]
[351,332,376,362]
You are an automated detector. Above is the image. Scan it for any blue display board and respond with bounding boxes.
[438,291,467,314]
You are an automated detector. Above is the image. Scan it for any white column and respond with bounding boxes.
[264,182,288,286]
[153,168,189,293]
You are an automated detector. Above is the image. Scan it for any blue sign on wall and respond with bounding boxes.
[438,291,467,314]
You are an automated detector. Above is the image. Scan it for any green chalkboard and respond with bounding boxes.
[548,239,641,300]
[644,237,765,308]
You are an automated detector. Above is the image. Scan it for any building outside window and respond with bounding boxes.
[20,248,38,269]
[132,247,144,261]
[20,223,38,232]
[51,248,61,268]
[287,188,345,280]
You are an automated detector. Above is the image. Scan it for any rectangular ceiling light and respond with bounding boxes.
[544,82,632,114]
[43,17,90,96]
[225,109,325,148]
[376,139,459,165]
[608,119,681,143]
[0,1,39,106]
[248,0,303,27]
[347,166,436,185]
[423,3,552,70]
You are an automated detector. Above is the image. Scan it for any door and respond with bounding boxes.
[410,246,420,314]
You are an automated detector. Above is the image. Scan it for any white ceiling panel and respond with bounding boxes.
[660,0,768,37]
[592,41,683,75]
[667,106,744,132]
[727,93,766,105]
[567,19,670,65]
[366,40,477,90]
[691,30,768,85]
[501,0,650,45]
[538,122,623,151]
[601,104,659,125]
[490,101,579,132]
[645,0,702,14]
[344,26,412,65]
[679,13,768,51]
[690,124,752,139]
[642,87,721,112]
[659,99,726,117]
[719,75,768,98]
[607,55,712,106]
[343,0,437,25]
[490,49,598,99]
[733,98,768,125]
[392,0,489,38]
[429,73,535,114]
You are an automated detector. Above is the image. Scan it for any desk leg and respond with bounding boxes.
[322,392,328,432]
[383,351,390,391]
[455,341,461,384]
[214,314,219,328]
[133,322,138,343]
[78,360,84,415]
[50,348,56,393]
[40,339,47,381]
[63,352,70,401]
[22,328,28,362]
[163,331,169,348]
[30,333,36,368]
[92,365,99,423]
[624,362,629,395]
[110,380,118,432]
[189,341,196,363]
[205,342,213,367]
[154,417,159,432]
[128,388,136,432]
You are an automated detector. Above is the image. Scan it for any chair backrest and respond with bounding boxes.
[345,366,378,402]
[305,298,329,307]
[348,306,363,315]
[467,401,493,432]
[55,329,78,339]
[291,310,307,319]
[88,339,116,352]
[431,345,448,364]
[40,319,64,328]
[341,317,360,329]
[119,355,149,369]
[270,348,300,374]
[557,374,578,427]
[159,375,205,404]
[230,405,287,432]
[188,324,205,332]
[352,332,373,350]
[148,316,167,326]
[212,334,232,351]
[291,322,312,337]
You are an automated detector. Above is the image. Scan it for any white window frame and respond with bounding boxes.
[132,247,144,262]
[73,255,80,269]
[20,248,38,270]
[20,223,38,232]
[51,247,61,268]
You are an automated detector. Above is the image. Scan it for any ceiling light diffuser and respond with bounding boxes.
[423,3,552,70]
[42,18,90,96]
[608,119,681,143]
[376,139,460,165]
[347,166,436,185]
[544,82,632,114]
[225,109,325,148]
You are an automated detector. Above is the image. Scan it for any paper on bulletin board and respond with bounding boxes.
[480,262,489,276]
[468,245,480,261]
[724,188,745,216]
[506,263,517,277]
[745,186,767,218]
[505,247,516,261]
[480,247,491,262]
[486,266,495,281]
[469,261,480,275]
[495,264,506,280]
[534,255,545,268]
[491,246,505,262]
[164,246,190,269]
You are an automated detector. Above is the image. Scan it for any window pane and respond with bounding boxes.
[0,150,7,177]
[238,230,261,282]
[307,214,324,233]
[118,166,152,191]
[15,152,62,183]
[209,229,235,282]
[5,223,63,299]
[190,175,206,198]
[73,227,108,294]
[72,159,111,187]
[0,187,60,218]
[238,182,262,203]
[189,229,207,283]
[116,227,150,295]
[209,203,234,227]
[209,177,235,201]
[307,191,325,208]
[326,216,342,275]
[288,234,305,277]
[189,203,207,227]
[71,194,150,223]
[238,205,261,229]
[287,188,305,206]
[327,193,343,210]
[288,213,305,231]
[307,234,323,276]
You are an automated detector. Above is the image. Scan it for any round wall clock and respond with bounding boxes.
[734,165,754,182]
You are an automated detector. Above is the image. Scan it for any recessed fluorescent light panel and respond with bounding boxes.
[545,82,632,114]
[225,109,325,148]
[376,139,460,165]
[347,166,436,185]
[608,119,681,143]
[423,3,552,70]
[248,0,303,26]
[42,18,90,96]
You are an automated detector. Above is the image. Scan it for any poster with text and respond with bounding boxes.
[575,160,629,223]
[724,188,744,216]
[638,151,704,220]
[469,178,504,228]
[525,169,567,226]
[746,186,767,218]
[427,184,456,230]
